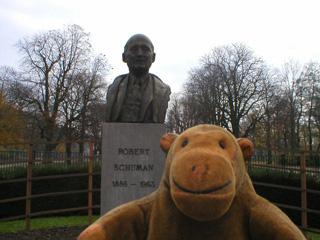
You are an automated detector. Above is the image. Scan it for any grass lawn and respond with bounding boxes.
[309,230,320,240]
[0,216,100,233]
[0,216,319,239]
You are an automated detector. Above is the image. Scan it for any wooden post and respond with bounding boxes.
[88,141,94,225]
[26,143,33,231]
[300,152,307,237]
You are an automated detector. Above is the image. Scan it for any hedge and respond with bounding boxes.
[249,168,320,228]
[0,165,101,219]
[1,166,319,228]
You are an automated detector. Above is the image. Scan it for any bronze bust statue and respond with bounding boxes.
[105,34,171,123]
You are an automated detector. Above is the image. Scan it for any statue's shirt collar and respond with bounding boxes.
[129,74,149,87]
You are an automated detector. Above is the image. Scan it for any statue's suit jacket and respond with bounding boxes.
[105,73,171,123]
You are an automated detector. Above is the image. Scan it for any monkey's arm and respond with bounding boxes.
[249,196,306,240]
[78,203,148,240]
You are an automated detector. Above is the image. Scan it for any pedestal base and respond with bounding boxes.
[100,123,167,215]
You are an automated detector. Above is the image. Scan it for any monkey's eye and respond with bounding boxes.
[182,140,188,147]
[219,141,226,149]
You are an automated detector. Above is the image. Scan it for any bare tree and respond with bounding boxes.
[0,66,13,95]
[171,43,267,137]
[166,93,198,133]
[61,54,109,154]
[14,24,109,150]
[300,61,320,151]
[249,67,279,162]
[279,59,304,150]
[184,67,227,127]
[313,95,320,151]
[207,43,268,137]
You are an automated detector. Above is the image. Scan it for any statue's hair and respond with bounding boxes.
[124,34,154,52]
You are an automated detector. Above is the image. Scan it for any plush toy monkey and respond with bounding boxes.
[78,124,306,240]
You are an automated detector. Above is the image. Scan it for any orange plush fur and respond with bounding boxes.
[78,124,306,240]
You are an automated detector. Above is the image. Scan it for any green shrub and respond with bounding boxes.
[248,169,320,228]
[0,164,101,219]
[0,167,27,180]
[1,165,319,229]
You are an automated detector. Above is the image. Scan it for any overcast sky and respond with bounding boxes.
[1,0,319,93]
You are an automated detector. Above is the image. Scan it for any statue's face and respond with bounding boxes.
[123,35,156,76]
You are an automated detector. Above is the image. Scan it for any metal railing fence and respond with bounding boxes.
[0,139,102,231]
[248,147,320,238]
[0,142,319,238]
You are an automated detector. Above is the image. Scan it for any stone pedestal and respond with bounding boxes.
[100,123,167,215]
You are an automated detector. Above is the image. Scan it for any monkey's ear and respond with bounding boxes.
[237,138,254,160]
[160,133,178,154]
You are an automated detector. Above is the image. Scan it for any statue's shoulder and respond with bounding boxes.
[150,73,170,90]
[109,74,128,89]
[150,73,162,82]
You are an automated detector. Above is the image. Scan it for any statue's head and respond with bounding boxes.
[122,34,156,76]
